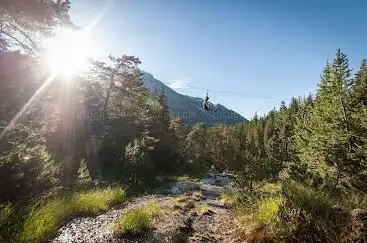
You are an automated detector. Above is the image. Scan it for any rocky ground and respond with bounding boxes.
[51,174,244,243]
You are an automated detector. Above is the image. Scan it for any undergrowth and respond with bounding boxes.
[20,187,126,242]
[224,181,367,242]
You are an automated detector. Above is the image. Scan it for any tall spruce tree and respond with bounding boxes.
[349,60,367,189]
[296,50,356,190]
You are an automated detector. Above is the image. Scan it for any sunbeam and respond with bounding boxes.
[0,72,57,142]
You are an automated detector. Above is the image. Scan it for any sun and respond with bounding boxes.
[42,27,94,78]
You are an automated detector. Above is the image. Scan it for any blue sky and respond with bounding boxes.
[70,0,367,119]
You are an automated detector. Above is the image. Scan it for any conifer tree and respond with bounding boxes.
[296,50,355,190]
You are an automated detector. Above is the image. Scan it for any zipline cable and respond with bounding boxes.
[161,82,279,100]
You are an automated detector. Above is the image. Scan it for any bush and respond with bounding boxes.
[114,201,165,236]
[20,187,126,242]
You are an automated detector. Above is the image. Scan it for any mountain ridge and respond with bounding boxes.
[142,72,246,126]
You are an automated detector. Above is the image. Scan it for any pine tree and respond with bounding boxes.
[296,50,355,190]
[185,123,209,171]
[169,117,187,167]
[351,60,367,108]
[149,89,177,173]
[349,60,367,188]
[78,159,91,184]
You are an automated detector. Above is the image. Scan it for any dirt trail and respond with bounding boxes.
[51,174,244,243]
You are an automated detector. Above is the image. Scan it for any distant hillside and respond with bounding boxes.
[142,72,246,126]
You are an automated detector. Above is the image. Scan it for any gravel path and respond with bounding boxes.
[51,174,244,243]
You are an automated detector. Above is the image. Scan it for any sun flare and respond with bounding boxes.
[42,28,94,78]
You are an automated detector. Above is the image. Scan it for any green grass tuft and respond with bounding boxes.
[255,196,282,224]
[0,203,17,242]
[195,202,209,214]
[114,201,165,236]
[71,187,126,214]
[259,182,282,195]
[282,183,334,215]
[220,189,239,206]
[338,193,367,210]
[20,187,126,242]
[176,195,188,203]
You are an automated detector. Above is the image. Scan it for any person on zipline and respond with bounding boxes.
[203,92,210,110]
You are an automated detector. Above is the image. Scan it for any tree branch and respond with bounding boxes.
[8,23,39,52]
[0,29,35,54]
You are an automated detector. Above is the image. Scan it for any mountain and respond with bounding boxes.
[142,72,246,126]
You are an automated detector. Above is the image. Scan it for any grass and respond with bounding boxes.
[0,203,18,242]
[195,202,209,214]
[0,204,13,230]
[258,182,282,195]
[233,182,367,242]
[114,201,165,236]
[20,187,126,242]
[237,195,284,241]
[281,183,341,242]
[338,193,367,210]
[233,182,344,242]
[255,196,282,224]
[282,183,334,216]
[220,190,238,206]
[176,195,188,203]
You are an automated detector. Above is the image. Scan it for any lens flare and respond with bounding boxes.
[42,28,94,78]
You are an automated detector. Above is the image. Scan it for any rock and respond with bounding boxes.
[201,173,232,186]
[203,209,215,216]
[183,201,195,212]
[190,211,198,217]
[172,204,182,210]
[200,235,211,241]
[171,182,200,195]
[193,197,201,202]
